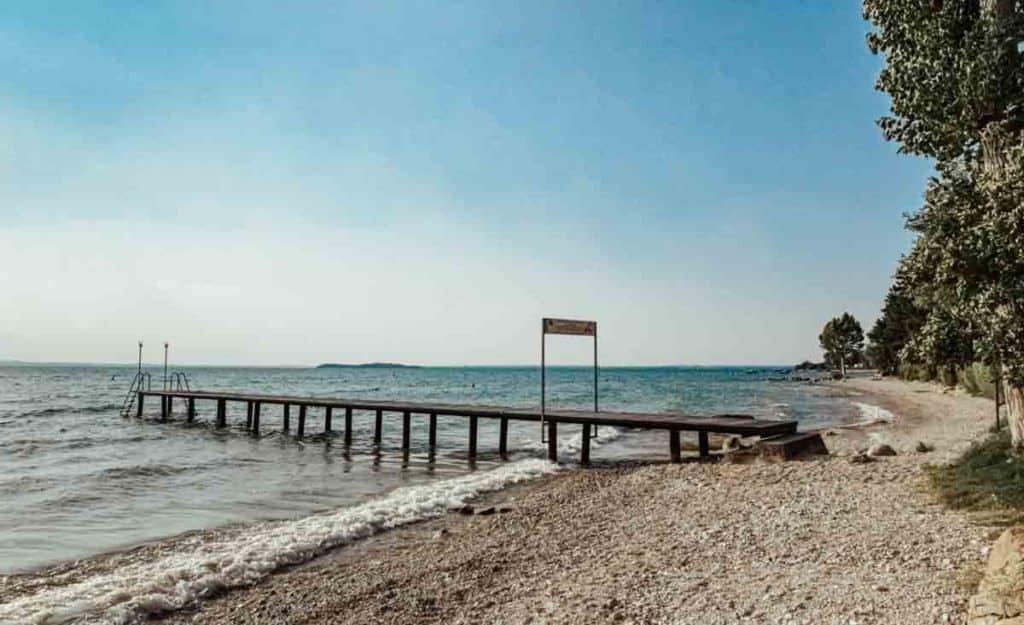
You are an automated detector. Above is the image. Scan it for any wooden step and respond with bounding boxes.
[760,432,828,461]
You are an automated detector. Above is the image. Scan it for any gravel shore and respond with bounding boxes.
[157,377,996,625]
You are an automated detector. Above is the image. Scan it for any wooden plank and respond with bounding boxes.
[298,404,307,438]
[344,408,352,446]
[325,406,333,434]
[283,404,290,432]
[137,390,798,438]
[543,318,596,336]
[402,411,411,451]
[581,423,591,465]
[760,432,828,460]
[499,416,508,458]
[670,430,681,463]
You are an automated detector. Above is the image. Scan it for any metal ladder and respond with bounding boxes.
[168,371,191,392]
[120,371,152,417]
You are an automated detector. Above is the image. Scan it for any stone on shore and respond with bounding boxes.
[867,443,897,457]
[969,527,1024,625]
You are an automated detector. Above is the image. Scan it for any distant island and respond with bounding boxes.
[315,362,420,369]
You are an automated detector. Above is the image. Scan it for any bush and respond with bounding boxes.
[958,362,998,399]
[898,362,934,382]
[927,431,1024,524]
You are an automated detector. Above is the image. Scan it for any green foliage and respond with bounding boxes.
[865,0,1024,388]
[866,278,927,375]
[863,0,1024,162]
[819,313,865,375]
[898,361,935,382]
[959,361,998,398]
[928,430,1024,523]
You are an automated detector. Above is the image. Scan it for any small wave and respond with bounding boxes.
[0,458,560,624]
[96,465,188,481]
[847,403,897,424]
[15,403,121,419]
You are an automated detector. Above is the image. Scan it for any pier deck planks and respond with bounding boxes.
[138,389,798,463]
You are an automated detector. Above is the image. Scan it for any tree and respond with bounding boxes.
[865,0,1024,446]
[867,276,928,375]
[819,313,865,378]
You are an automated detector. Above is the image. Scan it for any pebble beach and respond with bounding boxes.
[148,377,995,625]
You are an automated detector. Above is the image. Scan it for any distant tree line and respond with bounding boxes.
[862,0,1024,445]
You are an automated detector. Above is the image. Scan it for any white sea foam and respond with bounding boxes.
[0,458,561,625]
[852,402,896,425]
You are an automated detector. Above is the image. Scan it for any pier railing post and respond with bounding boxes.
[402,411,411,453]
[669,430,681,463]
[468,415,478,459]
[547,420,557,463]
[499,416,508,458]
[344,408,352,446]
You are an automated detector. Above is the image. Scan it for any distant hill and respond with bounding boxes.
[316,362,420,369]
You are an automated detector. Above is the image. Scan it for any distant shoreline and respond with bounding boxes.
[315,362,421,369]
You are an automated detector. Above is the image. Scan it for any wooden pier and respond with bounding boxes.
[136,389,798,464]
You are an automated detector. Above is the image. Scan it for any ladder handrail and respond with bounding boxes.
[169,371,191,392]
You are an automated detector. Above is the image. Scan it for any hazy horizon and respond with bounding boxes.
[0,2,930,367]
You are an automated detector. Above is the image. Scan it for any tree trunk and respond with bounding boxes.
[982,0,1023,447]
[1004,376,1024,447]
[840,355,847,379]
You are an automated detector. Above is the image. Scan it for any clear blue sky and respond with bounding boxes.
[0,1,931,366]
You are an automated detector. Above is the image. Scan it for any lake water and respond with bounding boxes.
[0,364,862,623]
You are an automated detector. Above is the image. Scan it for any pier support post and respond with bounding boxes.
[252,402,261,435]
[669,430,681,463]
[246,402,253,429]
[428,413,437,450]
[344,408,352,446]
[161,396,168,421]
[283,404,290,432]
[547,420,558,463]
[468,416,478,459]
[216,399,226,428]
[581,423,591,465]
[325,407,333,434]
[298,405,306,438]
[374,410,383,445]
[499,416,508,458]
[136,393,144,418]
[402,411,411,452]
[698,432,709,458]
[187,398,195,423]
